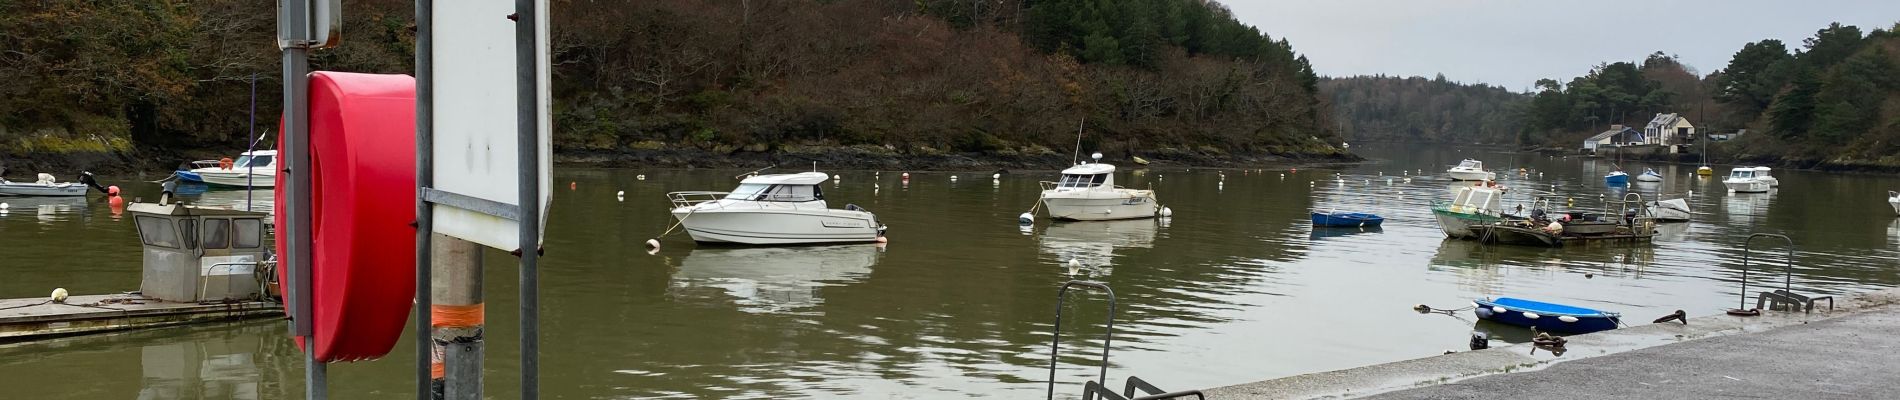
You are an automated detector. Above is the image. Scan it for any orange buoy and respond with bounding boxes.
[274,71,417,362]
[219,157,235,170]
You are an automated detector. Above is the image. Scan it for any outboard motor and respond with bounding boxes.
[78,171,110,194]
[159,179,178,205]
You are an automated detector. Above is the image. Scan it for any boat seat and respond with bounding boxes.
[1756,290,1834,314]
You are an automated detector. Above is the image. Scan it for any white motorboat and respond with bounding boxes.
[1723,167,1772,193]
[1445,159,1496,181]
[1038,162,1161,221]
[666,172,885,245]
[1646,198,1691,222]
[1754,166,1779,187]
[1889,191,1900,216]
[0,173,100,197]
[1636,168,1664,183]
[185,150,278,187]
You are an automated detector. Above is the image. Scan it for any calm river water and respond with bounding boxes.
[3,145,1898,398]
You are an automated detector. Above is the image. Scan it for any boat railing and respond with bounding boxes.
[185,160,223,170]
[666,191,730,209]
[1040,181,1130,191]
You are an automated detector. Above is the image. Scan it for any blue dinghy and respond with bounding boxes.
[1311,212,1384,227]
[1604,171,1629,186]
[1473,297,1621,334]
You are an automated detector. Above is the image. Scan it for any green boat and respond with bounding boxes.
[1433,185,1506,239]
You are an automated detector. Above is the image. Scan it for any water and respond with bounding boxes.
[3,144,1898,398]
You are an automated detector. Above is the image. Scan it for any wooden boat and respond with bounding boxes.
[1470,224,1560,247]
[1474,297,1621,334]
[1311,211,1384,227]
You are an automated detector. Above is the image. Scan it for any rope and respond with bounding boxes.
[0,300,51,312]
[1413,304,1475,316]
[656,209,697,239]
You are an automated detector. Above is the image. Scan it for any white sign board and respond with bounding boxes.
[430,0,552,251]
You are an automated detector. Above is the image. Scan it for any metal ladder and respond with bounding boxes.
[1047,280,1206,400]
[1736,234,1834,314]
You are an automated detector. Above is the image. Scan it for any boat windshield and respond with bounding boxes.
[724,183,822,202]
[1729,170,1755,179]
[234,155,273,169]
[1456,160,1481,170]
[1057,173,1107,188]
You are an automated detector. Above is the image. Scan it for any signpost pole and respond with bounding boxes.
[279,0,323,398]
[413,0,436,398]
[514,0,542,398]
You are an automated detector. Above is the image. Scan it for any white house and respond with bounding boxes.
[1582,125,1643,154]
[1644,113,1695,146]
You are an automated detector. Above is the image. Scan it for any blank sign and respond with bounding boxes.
[430,0,551,251]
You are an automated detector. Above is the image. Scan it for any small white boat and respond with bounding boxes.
[0,173,94,197]
[666,172,884,245]
[1038,162,1161,221]
[186,150,278,187]
[1431,185,1506,239]
[1646,198,1691,222]
[1889,191,1900,216]
[1636,168,1664,183]
[1723,167,1771,193]
[1446,159,1496,181]
[1754,166,1779,187]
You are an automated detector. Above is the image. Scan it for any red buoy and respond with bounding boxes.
[275,71,418,362]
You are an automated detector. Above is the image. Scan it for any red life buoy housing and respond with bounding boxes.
[275,71,417,362]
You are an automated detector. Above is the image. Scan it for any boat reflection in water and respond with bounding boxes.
[0,196,86,223]
[672,244,882,314]
[137,324,271,400]
[1038,218,1159,276]
[1723,192,1773,226]
[1310,225,1383,240]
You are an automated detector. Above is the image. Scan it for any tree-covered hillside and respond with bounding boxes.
[1319,75,1527,144]
[0,0,1348,172]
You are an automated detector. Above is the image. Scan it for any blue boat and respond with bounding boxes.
[173,170,206,183]
[1311,212,1384,227]
[1604,171,1629,186]
[1473,297,1621,334]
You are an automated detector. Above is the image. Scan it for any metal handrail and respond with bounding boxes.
[197,261,265,302]
[1049,280,1116,400]
[1738,233,1795,311]
[665,191,729,209]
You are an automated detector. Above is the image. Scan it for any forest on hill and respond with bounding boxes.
[1319,74,1527,144]
[0,0,1349,173]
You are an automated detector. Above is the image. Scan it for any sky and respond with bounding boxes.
[1226,0,1900,91]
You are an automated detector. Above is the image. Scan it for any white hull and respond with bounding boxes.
[1760,176,1780,187]
[1041,195,1159,221]
[1446,170,1495,181]
[1890,194,1900,216]
[0,182,87,197]
[1636,174,1663,182]
[1724,180,1770,193]
[195,170,277,187]
[1435,213,1476,238]
[1648,199,1691,221]
[671,208,881,245]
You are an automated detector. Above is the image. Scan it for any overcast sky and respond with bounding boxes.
[1226,0,1900,91]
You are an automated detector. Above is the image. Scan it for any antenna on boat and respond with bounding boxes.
[1072,117,1086,165]
[734,164,777,180]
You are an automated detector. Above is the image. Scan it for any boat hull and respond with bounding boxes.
[1446,170,1494,181]
[671,208,881,245]
[173,170,206,183]
[1724,180,1770,193]
[1604,174,1629,185]
[1648,199,1691,222]
[1432,206,1501,239]
[1891,197,1900,216]
[196,170,277,187]
[1311,212,1384,227]
[1474,298,1621,334]
[1636,173,1663,182]
[1472,224,1561,247]
[0,182,87,197]
[1041,195,1159,221]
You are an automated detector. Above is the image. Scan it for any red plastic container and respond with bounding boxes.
[275,71,418,362]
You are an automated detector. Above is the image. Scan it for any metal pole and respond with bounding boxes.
[432,234,484,400]
[514,0,541,398]
[413,0,436,398]
[247,73,257,210]
[279,0,323,398]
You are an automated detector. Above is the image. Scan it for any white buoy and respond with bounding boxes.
[1019,212,1035,224]
[1558,316,1579,323]
[902,172,910,179]
[616,190,625,197]
[0,203,8,210]
[833,174,841,180]
[637,174,647,180]
[1522,312,1541,319]
[1067,259,1082,276]
[1279,173,1285,179]
[1158,207,1173,217]
[950,175,959,181]
[992,173,1001,179]
[50,288,68,303]
[645,239,661,250]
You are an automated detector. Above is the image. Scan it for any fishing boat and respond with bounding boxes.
[1647,198,1691,222]
[1724,167,1771,193]
[180,150,278,187]
[665,172,886,245]
[1636,168,1663,183]
[1473,297,1621,334]
[1432,185,1506,239]
[1037,157,1162,221]
[0,173,91,197]
[1754,166,1779,187]
[1310,211,1384,227]
[1604,170,1629,186]
[1445,159,1496,181]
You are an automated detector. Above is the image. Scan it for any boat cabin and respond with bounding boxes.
[128,202,272,302]
[1728,168,1760,180]
[233,150,277,169]
[1753,166,1773,178]
[1454,159,1484,171]
[1449,186,1503,214]
[1053,163,1118,189]
[725,172,829,203]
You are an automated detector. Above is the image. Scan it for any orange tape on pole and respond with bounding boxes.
[431,303,485,329]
